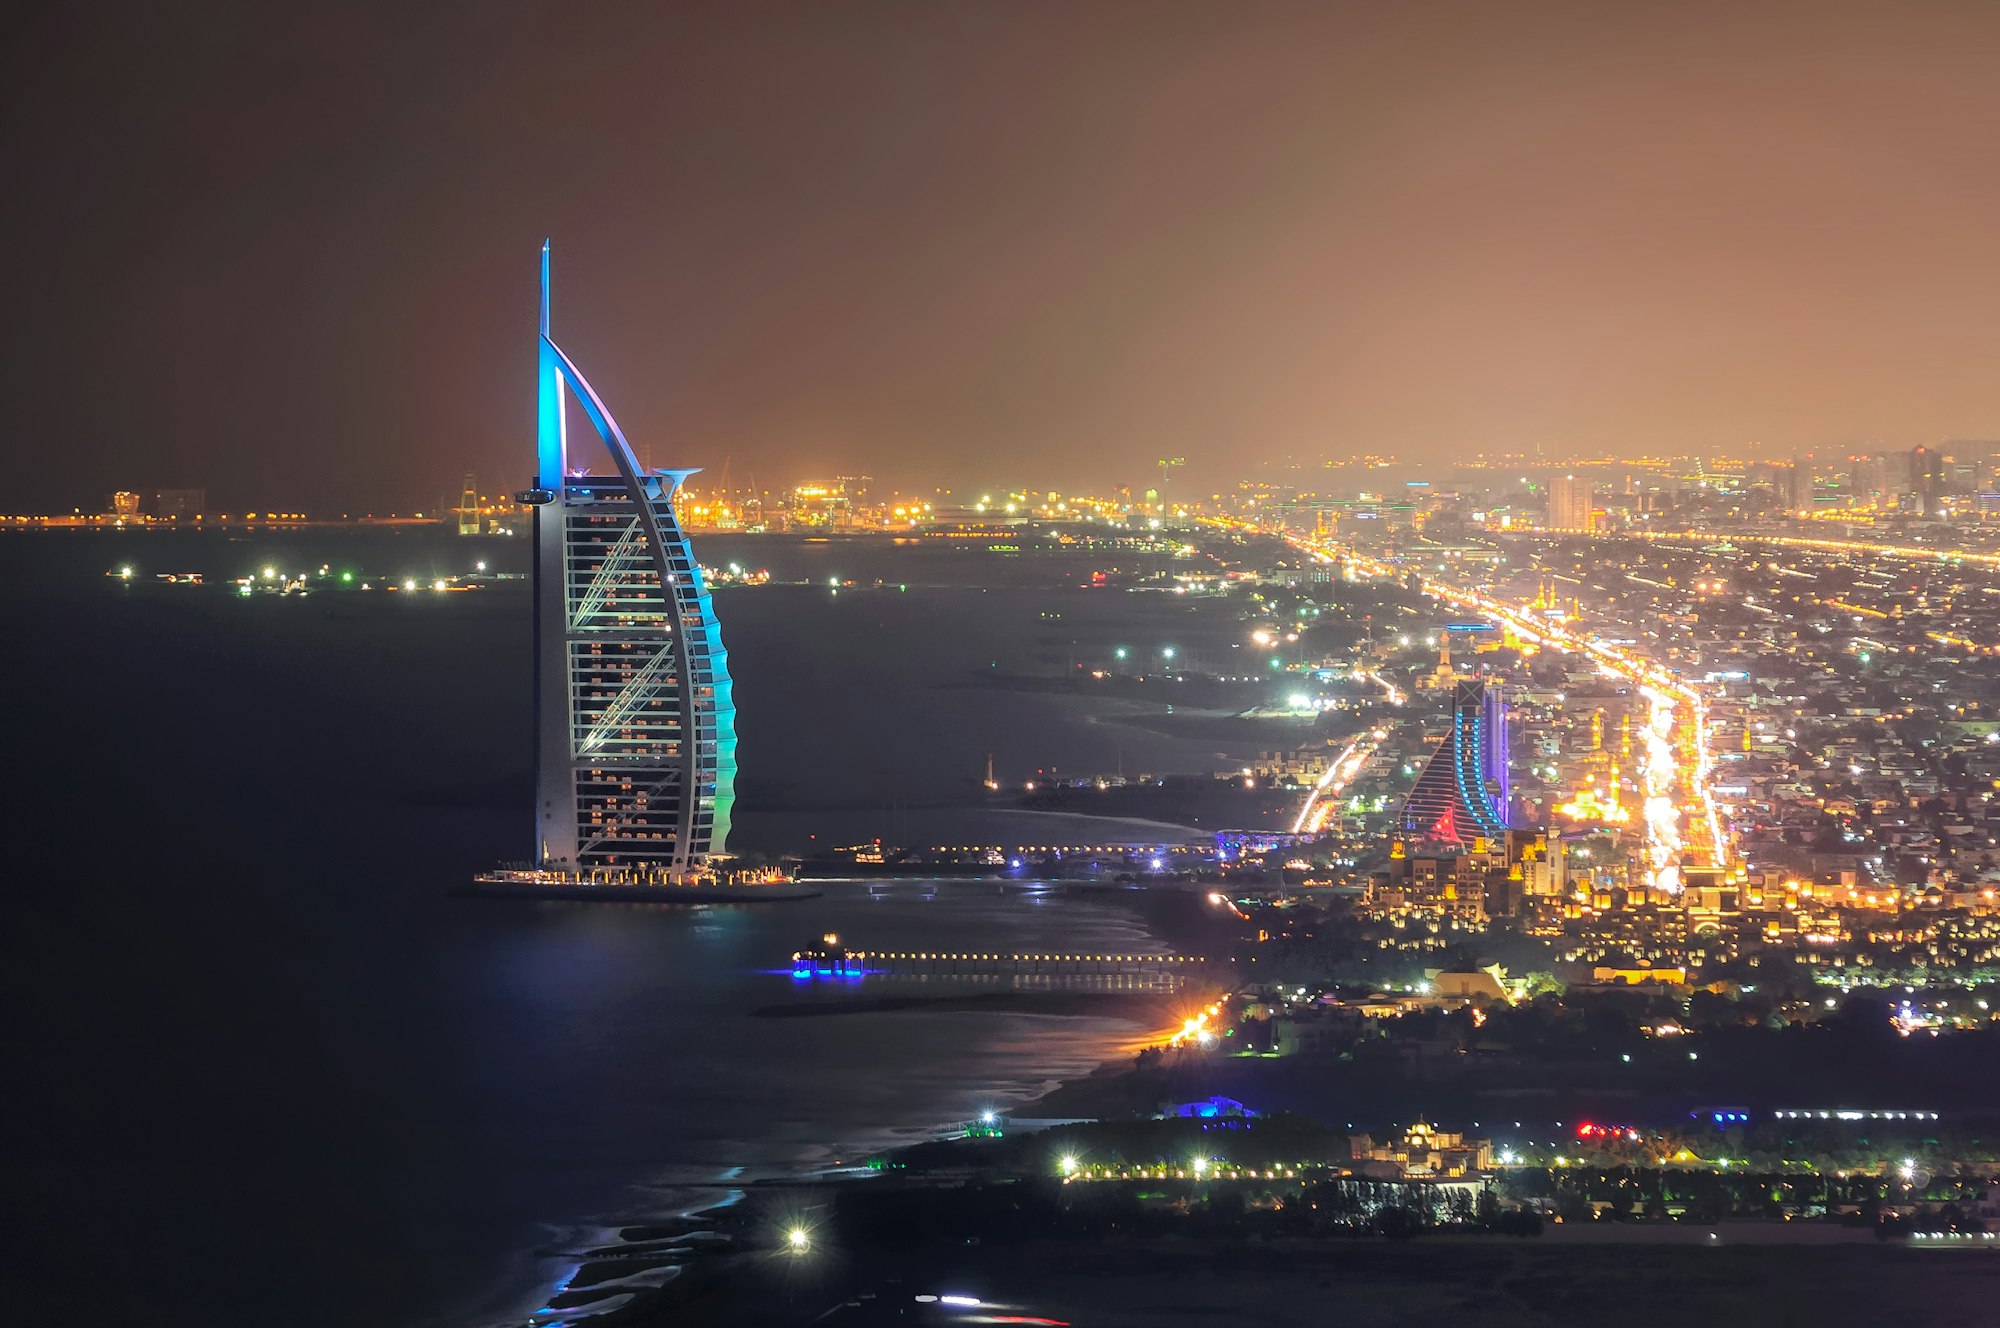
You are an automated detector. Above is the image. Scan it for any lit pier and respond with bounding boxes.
[790,939,1206,978]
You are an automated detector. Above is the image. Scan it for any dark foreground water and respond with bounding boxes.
[436,884,1170,1327]
[2,529,1279,1326]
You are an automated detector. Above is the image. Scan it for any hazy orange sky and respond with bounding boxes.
[5,0,2000,505]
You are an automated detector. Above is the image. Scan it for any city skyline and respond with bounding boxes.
[9,2,2000,509]
[16,8,2000,1323]
[23,435,2000,532]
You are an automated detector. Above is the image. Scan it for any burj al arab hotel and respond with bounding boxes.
[514,242,736,879]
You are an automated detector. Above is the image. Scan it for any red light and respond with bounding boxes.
[1576,1120,1640,1141]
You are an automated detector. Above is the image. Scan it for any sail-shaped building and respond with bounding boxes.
[1398,679,1510,849]
[518,242,736,878]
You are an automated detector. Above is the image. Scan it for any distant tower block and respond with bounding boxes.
[152,489,206,520]
[1549,475,1595,532]
[457,473,481,535]
[527,242,737,877]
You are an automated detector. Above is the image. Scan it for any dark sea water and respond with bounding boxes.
[2,529,1282,1326]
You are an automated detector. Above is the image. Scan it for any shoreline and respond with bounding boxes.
[465,884,1228,1326]
[480,1040,1169,1323]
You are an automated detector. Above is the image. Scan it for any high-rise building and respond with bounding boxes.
[1399,680,1511,847]
[520,242,737,877]
[1848,455,1885,508]
[1548,475,1594,531]
[1911,445,1945,516]
[1784,460,1813,513]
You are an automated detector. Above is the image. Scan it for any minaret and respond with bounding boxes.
[1431,632,1454,688]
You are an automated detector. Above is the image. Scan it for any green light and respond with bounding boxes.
[1269,657,1282,668]
[340,571,354,583]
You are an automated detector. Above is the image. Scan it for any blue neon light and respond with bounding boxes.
[537,241,737,863]
[1453,703,1506,838]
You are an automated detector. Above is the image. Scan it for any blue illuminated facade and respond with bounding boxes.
[1399,680,1510,847]
[526,242,736,875]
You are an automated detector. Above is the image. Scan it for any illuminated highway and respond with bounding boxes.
[1363,669,1406,707]
[1633,529,2000,570]
[1227,519,1732,886]
[1291,730,1383,835]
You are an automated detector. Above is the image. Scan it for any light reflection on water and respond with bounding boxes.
[4,531,1265,1328]
[440,882,1169,1324]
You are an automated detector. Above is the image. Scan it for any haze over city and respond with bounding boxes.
[8,0,2000,511]
[13,6,2000,1327]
